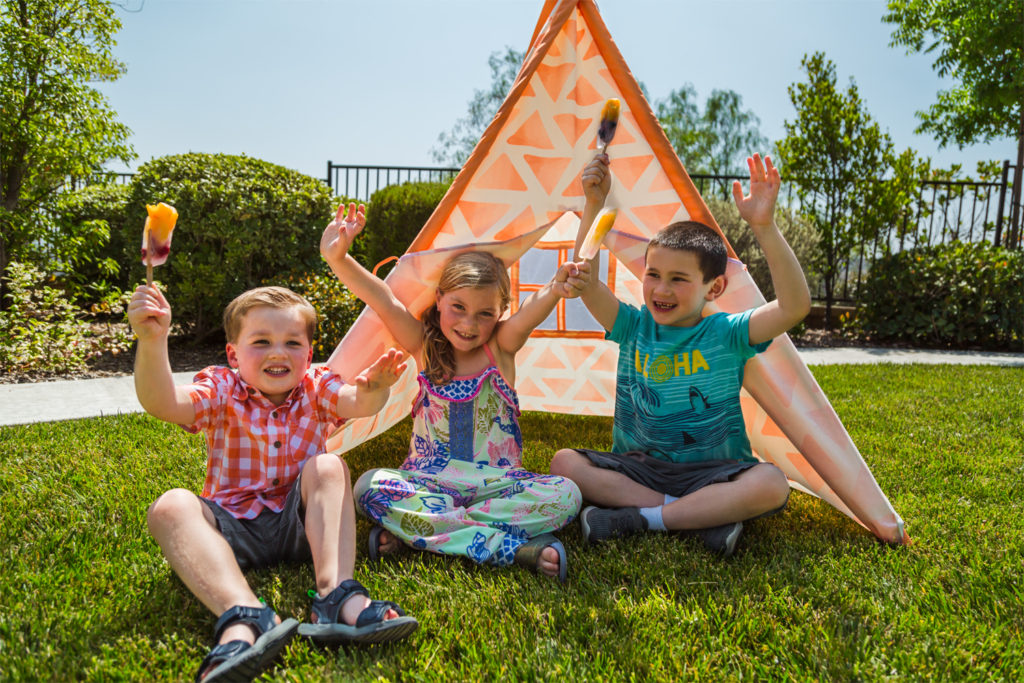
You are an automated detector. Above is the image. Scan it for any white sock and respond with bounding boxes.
[664,494,679,505]
[639,505,667,531]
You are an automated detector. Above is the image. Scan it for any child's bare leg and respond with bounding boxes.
[661,463,789,530]
[301,454,397,624]
[550,449,664,507]
[147,489,265,645]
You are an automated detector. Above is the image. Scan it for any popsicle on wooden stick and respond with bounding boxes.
[578,207,617,261]
[595,98,620,154]
[141,202,178,286]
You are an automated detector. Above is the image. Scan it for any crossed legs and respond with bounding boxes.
[548,448,789,530]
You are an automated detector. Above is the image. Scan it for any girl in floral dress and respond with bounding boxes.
[321,203,585,581]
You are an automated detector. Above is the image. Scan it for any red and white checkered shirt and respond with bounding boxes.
[182,365,346,519]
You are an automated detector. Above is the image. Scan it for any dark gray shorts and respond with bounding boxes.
[575,448,761,499]
[202,473,312,571]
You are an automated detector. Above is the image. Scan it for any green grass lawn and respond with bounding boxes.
[1,365,1021,681]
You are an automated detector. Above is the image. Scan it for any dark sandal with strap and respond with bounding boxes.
[513,533,568,584]
[368,525,408,562]
[297,579,419,646]
[195,604,298,683]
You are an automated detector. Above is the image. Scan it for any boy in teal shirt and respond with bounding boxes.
[550,153,810,556]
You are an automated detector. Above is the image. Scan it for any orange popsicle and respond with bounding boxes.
[579,207,617,260]
[596,98,620,153]
[141,202,178,284]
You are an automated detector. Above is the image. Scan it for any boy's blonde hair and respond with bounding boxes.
[421,252,511,385]
[222,286,318,343]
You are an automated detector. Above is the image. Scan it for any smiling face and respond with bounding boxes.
[435,285,503,356]
[225,305,313,406]
[642,245,726,327]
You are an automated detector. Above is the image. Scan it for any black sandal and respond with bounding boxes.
[513,533,568,583]
[367,525,408,562]
[195,604,298,682]
[297,579,418,646]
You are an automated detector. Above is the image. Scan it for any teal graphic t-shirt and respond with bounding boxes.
[607,301,770,463]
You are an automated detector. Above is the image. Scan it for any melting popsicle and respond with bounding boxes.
[579,207,617,260]
[596,98,620,154]
[141,202,178,285]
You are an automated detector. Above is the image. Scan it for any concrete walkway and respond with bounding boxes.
[2,348,1022,428]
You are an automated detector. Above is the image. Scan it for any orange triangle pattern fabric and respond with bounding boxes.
[326,0,907,545]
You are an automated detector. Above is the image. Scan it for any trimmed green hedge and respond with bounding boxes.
[127,154,336,340]
[51,183,134,302]
[855,241,1023,350]
[359,181,450,273]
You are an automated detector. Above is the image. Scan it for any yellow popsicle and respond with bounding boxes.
[579,208,617,260]
[141,202,178,267]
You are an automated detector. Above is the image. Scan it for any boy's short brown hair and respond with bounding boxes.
[647,221,728,282]
[222,286,318,343]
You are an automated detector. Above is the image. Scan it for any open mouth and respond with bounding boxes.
[652,300,676,313]
[453,330,477,341]
[264,366,290,377]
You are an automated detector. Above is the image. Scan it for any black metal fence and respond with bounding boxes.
[692,165,1022,303]
[76,160,1021,305]
[325,162,459,200]
[67,172,134,191]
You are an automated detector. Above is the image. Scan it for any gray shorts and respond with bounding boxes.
[575,448,761,499]
[201,473,312,571]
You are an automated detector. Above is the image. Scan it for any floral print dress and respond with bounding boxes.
[354,347,581,566]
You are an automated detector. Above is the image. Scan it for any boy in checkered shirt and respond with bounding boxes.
[128,284,418,682]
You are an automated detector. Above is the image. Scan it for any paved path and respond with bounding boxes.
[2,348,1021,427]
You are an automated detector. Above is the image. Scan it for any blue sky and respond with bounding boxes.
[99,0,1015,181]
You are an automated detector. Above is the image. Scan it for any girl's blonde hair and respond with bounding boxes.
[421,251,511,385]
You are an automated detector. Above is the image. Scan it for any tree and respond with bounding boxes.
[656,85,767,187]
[0,0,134,292]
[884,0,1024,243]
[775,52,899,327]
[431,46,524,167]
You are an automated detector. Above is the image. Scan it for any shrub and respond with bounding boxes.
[127,154,336,340]
[51,183,134,302]
[359,181,450,273]
[706,197,821,301]
[0,262,132,375]
[855,241,1023,350]
[271,268,365,361]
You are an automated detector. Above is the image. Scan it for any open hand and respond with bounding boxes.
[320,202,366,264]
[553,260,591,299]
[127,284,171,341]
[354,348,408,392]
[581,154,611,204]
[732,153,780,230]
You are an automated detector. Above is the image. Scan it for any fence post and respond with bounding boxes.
[1011,161,1023,249]
[994,160,1009,247]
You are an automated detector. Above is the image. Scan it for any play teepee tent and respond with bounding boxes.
[326,0,908,545]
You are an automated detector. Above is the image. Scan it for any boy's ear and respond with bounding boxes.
[225,342,239,369]
[705,274,727,301]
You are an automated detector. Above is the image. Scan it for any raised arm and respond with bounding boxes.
[320,203,424,355]
[734,154,811,346]
[574,154,621,332]
[127,284,196,425]
[494,260,591,354]
[334,348,408,418]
